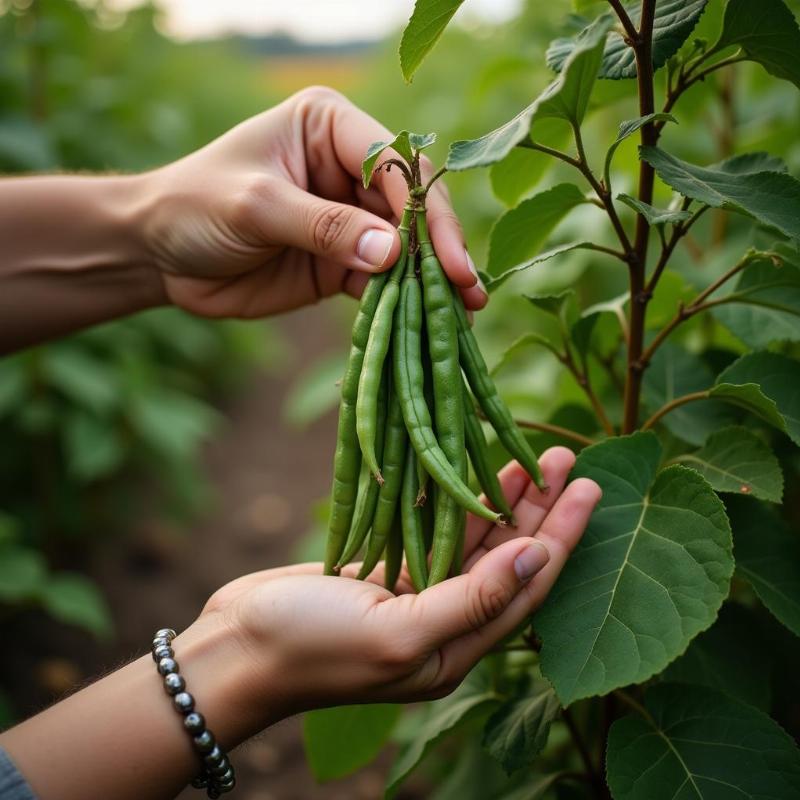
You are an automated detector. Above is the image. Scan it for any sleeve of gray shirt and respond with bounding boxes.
[0,748,36,800]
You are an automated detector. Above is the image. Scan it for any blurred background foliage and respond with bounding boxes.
[0,0,798,753]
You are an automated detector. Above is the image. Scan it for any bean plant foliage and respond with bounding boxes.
[304,0,800,797]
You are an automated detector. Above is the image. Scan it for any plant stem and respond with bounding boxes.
[562,349,616,436]
[640,389,709,430]
[606,0,640,43]
[622,0,657,434]
[424,166,447,192]
[511,417,596,447]
[562,708,605,795]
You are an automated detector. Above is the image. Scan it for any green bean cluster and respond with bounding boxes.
[324,193,547,590]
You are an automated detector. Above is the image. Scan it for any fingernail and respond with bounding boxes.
[357,229,394,268]
[476,275,487,298]
[465,249,479,285]
[514,542,550,583]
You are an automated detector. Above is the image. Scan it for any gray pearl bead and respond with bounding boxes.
[155,628,176,640]
[190,775,207,789]
[208,758,229,777]
[203,745,223,767]
[218,781,235,794]
[151,640,169,660]
[157,657,178,676]
[173,692,194,713]
[216,767,234,786]
[154,645,174,662]
[184,712,205,733]
[193,730,215,754]
[163,673,185,695]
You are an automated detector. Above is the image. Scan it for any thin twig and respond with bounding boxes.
[640,390,709,430]
[511,417,596,447]
[606,0,640,43]
[562,708,602,789]
[424,166,447,193]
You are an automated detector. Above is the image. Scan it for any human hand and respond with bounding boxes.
[137,86,486,319]
[199,447,600,720]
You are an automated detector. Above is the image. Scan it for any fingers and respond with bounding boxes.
[251,180,401,273]
[464,447,576,569]
[390,538,551,649]
[436,478,601,678]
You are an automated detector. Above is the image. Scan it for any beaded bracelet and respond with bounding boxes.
[151,628,237,797]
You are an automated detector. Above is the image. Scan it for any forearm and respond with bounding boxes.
[0,615,279,800]
[0,174,165,354]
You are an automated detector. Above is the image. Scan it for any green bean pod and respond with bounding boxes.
[463,380,515,522]
[418,213,467,585]
[356,211,412,483]
[324,263,394,574]
[400,447,428,593]
[384,507,404,593]
[452,288,548,492]
[393,249,502,524]
[357,381,408,580]
[336,367,389,569]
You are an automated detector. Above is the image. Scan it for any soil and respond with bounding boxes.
[2,303,424,800]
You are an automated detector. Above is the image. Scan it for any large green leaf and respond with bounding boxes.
[707,382,786,432]
[663,602,772,710]
[643,344,734,445]
[399,0,465,82]
[484,242,597,293]
[675,425,783,502]
[641,147,800,245]
[482,679,560,775]
[0,546,46,600]
[490,120,571,206]
[446,17,612,171]
[488,184,587,274]
[39,573,113,639]
[728,495,800,637]
[362,130,437,187]
[617,194,692,227]
[304,704,401,782]
[607,683,800,799]
[547,0,709,79]
[386,669,500,797]
[717,352,800,444]
[709,0,800,90]
[713,256,800,347]
[537,433,733,705]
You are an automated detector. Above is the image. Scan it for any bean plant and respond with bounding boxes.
[304,0,800,796]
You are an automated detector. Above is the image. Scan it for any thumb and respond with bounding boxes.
[408,538,550,647]
[256,180,401,272]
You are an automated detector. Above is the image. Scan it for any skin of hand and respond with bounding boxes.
[0,448,598,800]
[139,85,488,318]
[199,446,600,717]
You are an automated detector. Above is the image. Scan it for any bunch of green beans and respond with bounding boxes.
[323,199,547,590]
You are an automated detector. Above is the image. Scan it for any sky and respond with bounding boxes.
[133,0,522,43]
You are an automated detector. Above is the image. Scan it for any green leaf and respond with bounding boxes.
[643,343,734,445]
[707,382,786,432]
[283,353,347,429]
[716,351,800,444]
[483,679,560,775]
[399,0,466,82]
[0,546,46,601]
[38,573,113,639]
[493,773,562,800]
[728,495,800,637]
[446,16,612,171]
[488,184,587,275]
[536,432,733,705]
[713,255,800,347]
[604,113,677,183]
[385,669,500,797]
[663,602,772,710]
[39,346,120,415]
[484,242,597,293]
[617,194,693,226]
[710,0,800,90]
[361,130,436,187]
[607,683,800,799]
[490,120,571,206]
[304,704,401,782]
[547,0,709,79]
[675,425,783,502]
[641,146,800,245]
[63,412,126,482]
